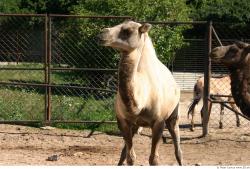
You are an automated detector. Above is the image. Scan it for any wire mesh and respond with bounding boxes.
[0,15,208,132]
[48,17,129,131]
[0,85,45,121]
[209,23,250,130]
[0,15,46,123]
[0,14,249,134]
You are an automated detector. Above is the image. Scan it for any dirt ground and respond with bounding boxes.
[1,92,250,166]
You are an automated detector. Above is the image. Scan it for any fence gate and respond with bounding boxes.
[3,14,249,135]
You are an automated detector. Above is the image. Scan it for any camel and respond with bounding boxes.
[210,41,250,118]
[98,21,182,166]
[187,76,240,131]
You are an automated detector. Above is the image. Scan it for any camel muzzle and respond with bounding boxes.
[97,29,112,46]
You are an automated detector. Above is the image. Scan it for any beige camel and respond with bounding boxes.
[210,41,250,118]
[99,21,182,166]
[188,76,240,131]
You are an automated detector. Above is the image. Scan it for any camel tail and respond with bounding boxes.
[187,84,202,118]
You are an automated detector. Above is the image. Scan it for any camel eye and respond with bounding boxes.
[121,28,132,37]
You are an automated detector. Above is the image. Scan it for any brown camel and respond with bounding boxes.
[210,41,250,118]
[98,21,182,166]
[187,76,240,131]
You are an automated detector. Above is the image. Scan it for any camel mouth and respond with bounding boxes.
[211,58,222,63]
[99,40,112,47]
[209,52,222,62]
[98,39,107,45]
[97,35,111,46]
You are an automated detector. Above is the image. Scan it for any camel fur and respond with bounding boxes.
[98,21,182,166]
[187,75,240,131]
[210,41,250,118]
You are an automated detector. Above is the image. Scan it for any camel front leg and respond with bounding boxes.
[235,109,241,127]
[149,121,165,165]
[117,118,137,166]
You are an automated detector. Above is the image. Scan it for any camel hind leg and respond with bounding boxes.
[219,103,224,129]
[165,103,183,166]
[190,107,195,132]
[229,98,240,127]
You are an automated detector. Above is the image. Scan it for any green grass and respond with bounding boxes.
[0,87,44,121]
[0,62,118,133]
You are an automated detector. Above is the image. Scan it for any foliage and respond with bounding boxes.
[187,0,250,24]
[0,0,22,13]
[187,0,250,40]
[71,0,191,64]
[0,0,78,14]
[0,0,191,66]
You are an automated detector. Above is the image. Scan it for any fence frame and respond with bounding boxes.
[204,21,250,134]
[0,14,223,136]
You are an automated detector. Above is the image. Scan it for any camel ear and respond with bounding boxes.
[139,23,152,33]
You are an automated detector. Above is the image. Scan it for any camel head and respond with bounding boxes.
[210,41,250,68]
[98,21,152,53]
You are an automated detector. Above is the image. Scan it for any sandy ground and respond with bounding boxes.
[0,91,250,166]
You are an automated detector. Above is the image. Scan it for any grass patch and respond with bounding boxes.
[0,63,118,133]
[0,86,44,121]
[0,86,118,133]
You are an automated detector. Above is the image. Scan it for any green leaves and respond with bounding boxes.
[72,0,191,64]
[189,0,250,24]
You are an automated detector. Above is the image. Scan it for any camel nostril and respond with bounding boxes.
[98,28,109,39]
[96,34,105,45]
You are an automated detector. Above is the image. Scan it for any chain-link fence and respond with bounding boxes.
[0,14,133,132]
[208,23,250,130]
[0,14,46,123]
[0,14,249,134]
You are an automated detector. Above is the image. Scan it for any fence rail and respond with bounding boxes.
[0,14,249,135]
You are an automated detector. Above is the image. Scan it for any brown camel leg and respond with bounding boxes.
[166,104,183,166]
[208,101,212,120]
[117,119,137,166]
[149,121,165,165]
[190,108,195,132]
[235,110,241,127]
[118,145,126,165]
[201,101,212,127]
[219,104,224,129]
[229,99,240,127]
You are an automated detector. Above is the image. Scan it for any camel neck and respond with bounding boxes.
[118,50,141,112]
[229,67,250,117]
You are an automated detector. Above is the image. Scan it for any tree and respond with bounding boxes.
[0,0,22,13]
[71,0,191,64]
[187,0,250,40]
[187,0,250,23]
[19,0,78,14]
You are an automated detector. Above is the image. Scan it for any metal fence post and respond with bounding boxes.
[44,14,51,125]
[203,21,212,136]
[44,14,48,125]
[47,14,52,124]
